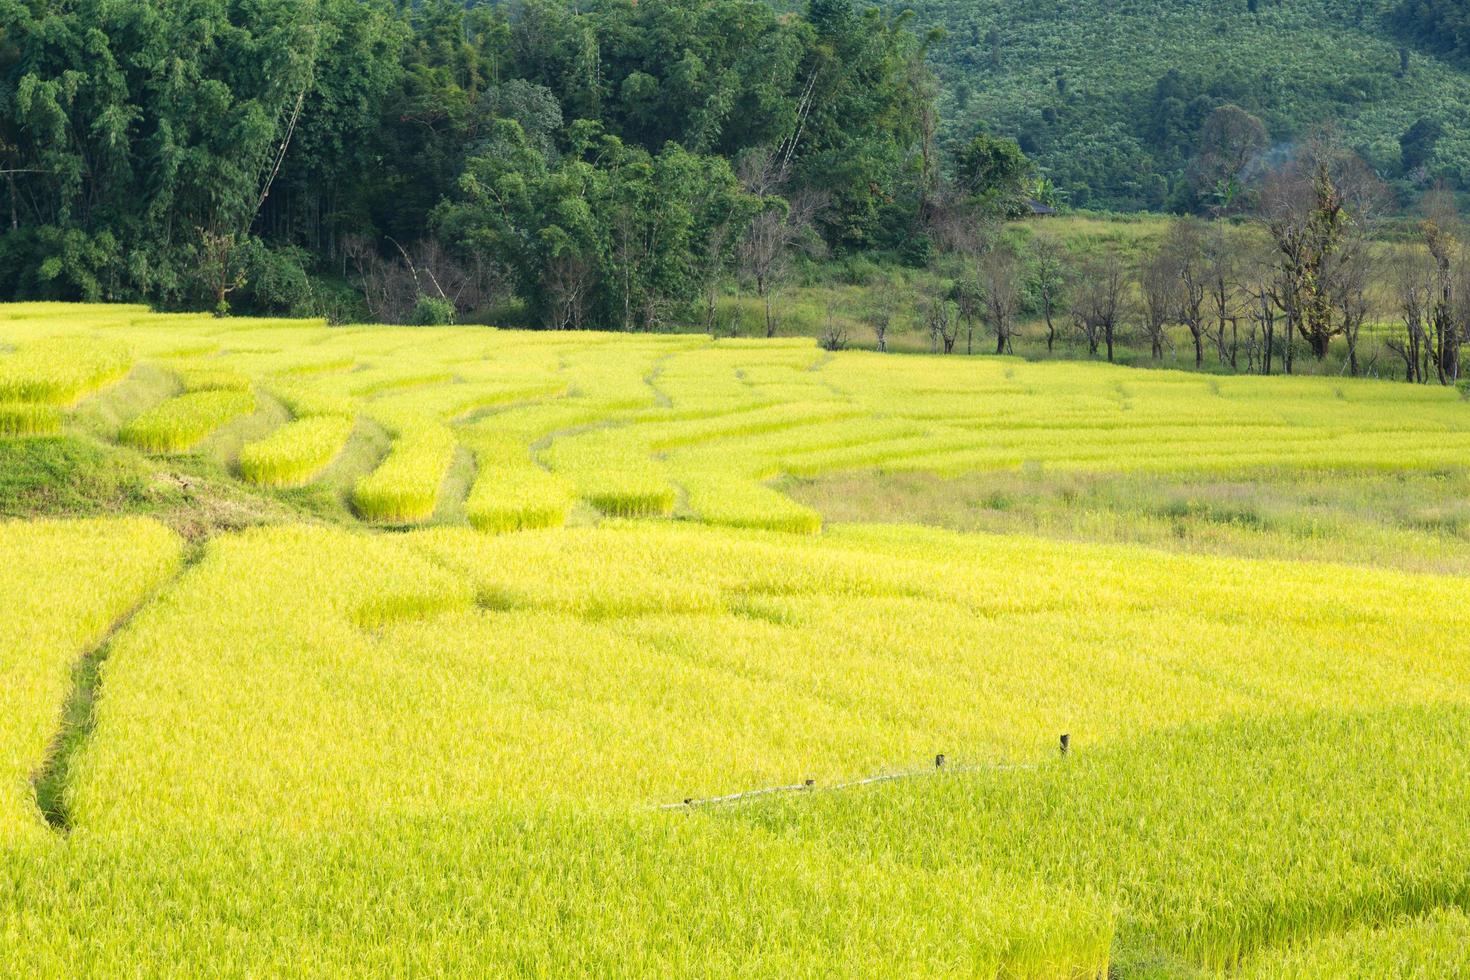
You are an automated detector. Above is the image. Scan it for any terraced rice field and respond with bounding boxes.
[1,302,1468,975]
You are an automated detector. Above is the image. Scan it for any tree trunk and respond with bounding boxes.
[761,282,776,339]
[1303,325,1331,359]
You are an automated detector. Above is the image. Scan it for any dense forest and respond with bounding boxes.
[1393,0,1470,63]
[1,0,1041,325]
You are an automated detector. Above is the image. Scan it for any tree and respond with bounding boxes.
[952,275,983,355]
[862,285,896,352]
[1400,117,1444,179]
[1420,188,1465,383]
[0,0,939,319]
[1164,218,1210,368]
[440,119,756,331]
[1388,250,1431,382]
[737,181,826,338]
[196,230,250,316]
[979,244,1022,354]
[1190,105,1269,214]
[817,300,849,351]
[1073,253,1127,361]
[1202,225,1243,368]
[925,291,960,354]
[1139,246,1178,361]
[1027,233,1070,353]
[1,0,328,305]
[955,131,1033,217]
[1240,245,1283,376]
[1331,240,1374,377]
[1258,136,1389,361]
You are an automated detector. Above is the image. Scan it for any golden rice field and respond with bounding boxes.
[1,302,1468,976]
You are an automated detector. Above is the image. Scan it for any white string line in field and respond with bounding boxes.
[656,746,1064,812]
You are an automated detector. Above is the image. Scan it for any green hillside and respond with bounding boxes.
[905,0,1470,209]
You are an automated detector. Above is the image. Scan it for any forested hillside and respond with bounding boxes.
[12,0,1470,327]
[908,0,1470,210]
[3,0,989,322]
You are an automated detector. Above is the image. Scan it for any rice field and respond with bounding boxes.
[4,303,1467,530]
[1,301,1467,975]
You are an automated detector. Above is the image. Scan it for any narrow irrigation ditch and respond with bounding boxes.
[31,542,207,833]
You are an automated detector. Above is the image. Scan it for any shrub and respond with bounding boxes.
[410,294,456,326]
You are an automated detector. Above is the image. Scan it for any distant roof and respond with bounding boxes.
[1027,199,1057,216]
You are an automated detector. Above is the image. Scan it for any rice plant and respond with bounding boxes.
[462,431,572,532]
[351,415,458,523]
[239,416,357,487]
[267,382,357,420]
[0,337,132,405]
[11,302,1470,529]
[0,402,61,437]
[118,389,257,452]
[678,470,822,533]
[1241,908,1470,978]
[540,428,677,517]
[169,363,253,393]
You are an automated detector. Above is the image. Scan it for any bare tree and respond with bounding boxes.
[737,188,826,338]
[1241,245,1283,375]
[544,251,595,330]
[1073,253,1127,361]
[1139,246,1178,361]
[699,219,736,333]
[1450,257,1470,384]
[1203,225,1244,369]
[925,293,960,354]
[1388,249,1433,383]
[952,276,983,355]
[1164,218,1210,368]
[1330,237,1375,377]
[1421,188,1464,384]
[926,183,993,257]
[1028,233,1070,354]
[980,244,1022,355]
[862,288,896,353]
[818,301,850,351]
[346,235,503,324]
